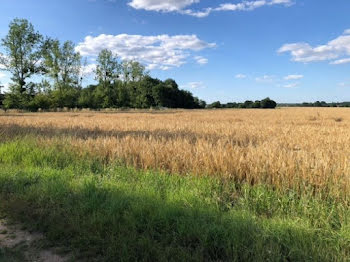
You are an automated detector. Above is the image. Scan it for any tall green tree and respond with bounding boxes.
[43,39,82,107]
[130,61,147,82]
[95,49,121,107]
[121,60,147,83]
[43,40,81,89]
[260,97,277,108]
[153,79,178,108]
[96,49,120,85]
[0,18,43,95]
[122,60,149,107]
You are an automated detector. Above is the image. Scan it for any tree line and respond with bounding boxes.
[278,101,350,107]
[207,98,277,109]
[0,18,205,111]
[0,19,283,111]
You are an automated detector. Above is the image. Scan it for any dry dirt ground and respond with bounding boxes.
[0,217,71,262]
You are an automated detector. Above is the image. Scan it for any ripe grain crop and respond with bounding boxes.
[0,108,349,200]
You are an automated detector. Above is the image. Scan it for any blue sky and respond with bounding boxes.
[0,0,350,103]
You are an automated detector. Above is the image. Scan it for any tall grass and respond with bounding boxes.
[0,108,349,200]
[0,139,349,261]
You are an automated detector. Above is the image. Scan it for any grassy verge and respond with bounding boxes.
[0,247,26,262]
[0,139,349,261]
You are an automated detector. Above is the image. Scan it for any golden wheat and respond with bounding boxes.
[0,108,349,199]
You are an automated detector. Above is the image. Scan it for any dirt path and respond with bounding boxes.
[0,218,70,262]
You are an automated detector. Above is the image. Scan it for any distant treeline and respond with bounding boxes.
[207,98,277,109]
[3,19,342,112]
[278,101,350,107]
[0,19,205,111]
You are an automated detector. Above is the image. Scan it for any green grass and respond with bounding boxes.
[0,247,27,262]
[0,139,349,261]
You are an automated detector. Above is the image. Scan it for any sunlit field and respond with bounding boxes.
[1,107,349,199]
[0,108,349,261]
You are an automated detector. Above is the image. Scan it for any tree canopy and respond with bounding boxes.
[0,18,281,111]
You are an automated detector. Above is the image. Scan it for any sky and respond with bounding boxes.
[0,0,350,103]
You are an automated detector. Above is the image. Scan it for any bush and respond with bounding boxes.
[28,93,52,111]
[261,97,277,109]
[207,101,222,108]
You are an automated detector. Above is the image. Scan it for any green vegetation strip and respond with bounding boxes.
[0,139,349,261]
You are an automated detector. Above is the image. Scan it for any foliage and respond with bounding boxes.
[208,97,277,109]
[207,101,221,108]
[94,49,121,108]
[0,139,348,261]
[0,19,204,111]
[0,94,4,108]
[0,18,44,95]
[42,40,82,87]
[1,109,348,200]
[279,101,350,107]
[261,97,277,108]
[42,39,82,108]
[0,18,279,111]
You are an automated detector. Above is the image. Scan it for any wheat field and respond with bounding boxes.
[1,107,349,200]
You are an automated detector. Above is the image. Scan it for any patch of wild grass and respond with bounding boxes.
[0,108,349,198]
[0,140,349,261]
[0,247,26,262]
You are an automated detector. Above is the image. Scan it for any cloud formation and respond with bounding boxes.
[81,63,96,76]
[255,75,275,83]
[0,54,8,70]
[76,34,215,70]
[181,81,206,89]
[278,29,350,64]
[330,58,350,65]
[129,0,199,12]
[194,56,208,65]
[284,74,303,80]
[282,82,299,88]
[235,74,247,79]
[254,73,303,88]
[128,0,294,17]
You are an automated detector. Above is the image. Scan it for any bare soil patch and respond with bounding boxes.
[0,218,70,262]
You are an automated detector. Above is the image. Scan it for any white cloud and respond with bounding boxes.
[255,75,275,83]
[0,53,8,70]
[253,73,304,87]
[253,73,304,88]
[181,81,206,89]
[76,34,215,70]
[0,82,9,93]
[81,63,96,76]
[128,0,294,17]
[194,56,208,65]
[282,82,299,88]
[278,29,350,64]
[215,1,268,12]
[270,0,293,4]
[338,82,350,87]
[330,58,350,65]
[235,74,247,79]
[180,8,212,18]
[129,0,199,12]
[0,71,8,93]
[284,74,303,80]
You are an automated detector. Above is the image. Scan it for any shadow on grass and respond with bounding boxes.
[0,247,26,262]
[0,168,342,262]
